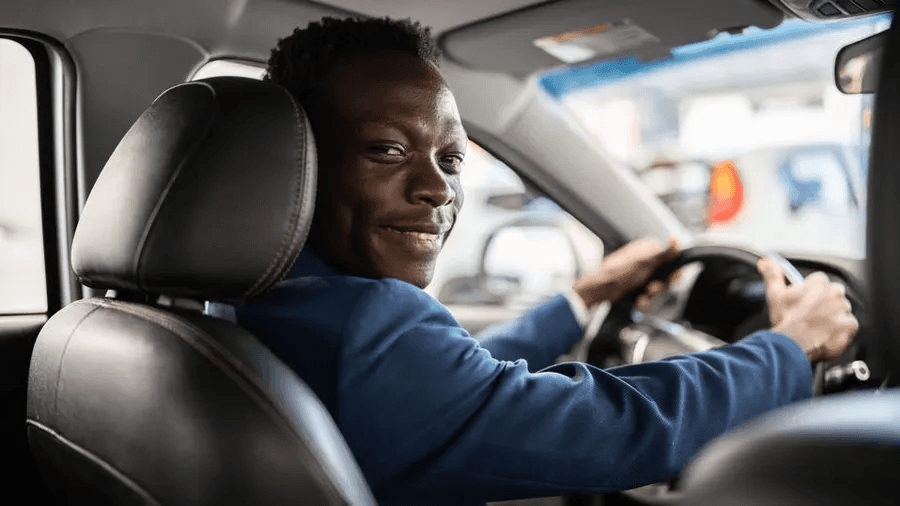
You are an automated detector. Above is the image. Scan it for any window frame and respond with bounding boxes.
[463,122,628,250]
[0,31,79,315]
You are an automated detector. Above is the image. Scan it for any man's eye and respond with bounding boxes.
[440,154,465,174]
[369,145,406,161]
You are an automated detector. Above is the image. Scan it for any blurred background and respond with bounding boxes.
[0,39,45,314]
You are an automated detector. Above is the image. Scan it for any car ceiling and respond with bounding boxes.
[0,0,788,186]
[316,0,550,34]
[0,0,870,246]
[0,0,559,62]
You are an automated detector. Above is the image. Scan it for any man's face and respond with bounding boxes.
[309,51,467,288]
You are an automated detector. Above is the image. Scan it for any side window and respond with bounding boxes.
[426,142,604,335]
[0,40,45,314]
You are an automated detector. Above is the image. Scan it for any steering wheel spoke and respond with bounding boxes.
[585,243,804,368]
[626,313,730,361]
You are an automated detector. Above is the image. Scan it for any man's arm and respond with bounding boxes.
[475,238,680,370]
[473,294,585,371]
[335,279,813,504]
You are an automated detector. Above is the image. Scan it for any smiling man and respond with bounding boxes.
[215,16,859,506]
[303,49,465,288]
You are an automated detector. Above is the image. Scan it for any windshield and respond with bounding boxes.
[540,14,891,260]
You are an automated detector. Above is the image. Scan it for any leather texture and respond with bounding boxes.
[680,390,900,505]
[70,77,317,300]
[28,77,376,505]
[27,298,375,506]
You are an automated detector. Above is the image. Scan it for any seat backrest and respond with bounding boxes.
[26,77,376,506]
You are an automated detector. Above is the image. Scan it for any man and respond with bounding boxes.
[220,16,858,505]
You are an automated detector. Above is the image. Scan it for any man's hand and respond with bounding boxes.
[573,237,681,309]
[757,258,858,363]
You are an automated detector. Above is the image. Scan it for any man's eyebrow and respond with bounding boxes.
[447,122,468,142]
[351,118,410,136]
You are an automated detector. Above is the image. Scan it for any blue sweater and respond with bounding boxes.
[223,249,813,505]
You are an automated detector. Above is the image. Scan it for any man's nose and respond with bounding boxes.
[408,157,455,207]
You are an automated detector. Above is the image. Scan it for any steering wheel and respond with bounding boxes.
[580,243,815,503]
[584,243,812,382]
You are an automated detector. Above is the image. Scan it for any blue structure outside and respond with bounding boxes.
[539,14,892,99]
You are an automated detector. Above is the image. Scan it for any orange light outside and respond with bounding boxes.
[707,161,744,225]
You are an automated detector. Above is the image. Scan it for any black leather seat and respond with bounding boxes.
[25,77,376,506]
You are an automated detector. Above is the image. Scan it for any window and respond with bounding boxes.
[0,39,45,314]
[425,143,604,335]
[551,15,888,259]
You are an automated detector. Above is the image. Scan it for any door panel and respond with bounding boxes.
[0,316,50,497]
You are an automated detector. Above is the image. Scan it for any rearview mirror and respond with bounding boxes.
[835,30,887,94]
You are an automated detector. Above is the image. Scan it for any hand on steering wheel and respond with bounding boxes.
[583,243,858,389]
[572,237,682,309]
[757,258,859,364]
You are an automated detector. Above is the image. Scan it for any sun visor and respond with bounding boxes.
[439,0,784,78]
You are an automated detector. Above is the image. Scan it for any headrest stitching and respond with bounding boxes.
[244,88,313,297]
[53,302,105,420]
[132,82,217,292]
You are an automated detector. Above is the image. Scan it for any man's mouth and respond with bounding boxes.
[380,223,448,249]
[386,228,440,241]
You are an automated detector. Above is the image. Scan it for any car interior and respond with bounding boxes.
[1,0,899,505]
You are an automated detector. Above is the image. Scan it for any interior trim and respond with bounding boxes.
[465,121,627,249]
[0,31,80,312]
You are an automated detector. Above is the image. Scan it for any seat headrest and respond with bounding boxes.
[72,77,316,301]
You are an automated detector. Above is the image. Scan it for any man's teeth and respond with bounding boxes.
[388,228,439,241]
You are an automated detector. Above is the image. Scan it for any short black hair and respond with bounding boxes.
[265,16,441,109]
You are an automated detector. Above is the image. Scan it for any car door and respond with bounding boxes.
[0,35,78,502]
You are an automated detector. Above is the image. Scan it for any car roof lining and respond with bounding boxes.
[0,0,796,248]
[439,0,785,78]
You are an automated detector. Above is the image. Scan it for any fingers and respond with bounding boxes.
[823,314,858,360]
[668,267,684,285]
[635,279,668,311]
[662,236,681,261]
[842,311,860,331]
[646,280,666,297]
[805,271,830,284]
[757,257,786,297]
[635,294,651,310]
[832,281,846,295]
[795,271,828,305]
[831,295,852,314]
[769,266,859,362]
[631,236,679,257]
[826,281,852,313]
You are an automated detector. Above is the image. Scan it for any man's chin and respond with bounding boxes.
[378,262,435,289]
[398,267,434,289]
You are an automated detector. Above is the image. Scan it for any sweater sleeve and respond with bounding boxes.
[474,294,584,371]
[336,280,813,505]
